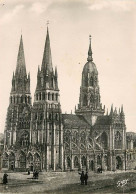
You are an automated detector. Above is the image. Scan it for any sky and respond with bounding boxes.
[0,0,136,133]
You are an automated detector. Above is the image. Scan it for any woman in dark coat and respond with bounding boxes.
[78,171,85,185]
[3,173,8,184]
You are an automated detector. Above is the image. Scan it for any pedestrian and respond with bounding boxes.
[33,170,36,179]
[84,172,88,185]
[3,173,8,184]
[35,171,38,179]
[37,171,39,179]
[78,171,85,185]
[28,170,30,175]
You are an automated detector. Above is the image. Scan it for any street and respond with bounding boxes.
[0,170,136,193]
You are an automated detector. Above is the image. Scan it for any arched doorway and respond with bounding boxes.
[74,156,79,168]
[103,155,108,171]
[27,153,33,171]
[89,160,94,171]
[9,152,15,170]
[34,153,41,171]
[116,156,122,170]
[19,152,26,168]
[2,153,8,168]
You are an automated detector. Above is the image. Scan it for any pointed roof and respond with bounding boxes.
[121,105,124,115]
[41,27,53,72]
[110,104,113,115]
[87,35,93,62]
[55,66,58,77]
[15,35,27,77]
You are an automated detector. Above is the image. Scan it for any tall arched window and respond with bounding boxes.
[74,156,79,168]
[101,132,108,149]
[65,131,71,145]
[90,95,94,103]
[39,93,41,100]
[90,77,94,86]
[49,113,52,120]
[13,96,15,103]
[42,93,45,100]
[25,96,27,103]
[2,152,8,168]
[52,93,54,101]
[97,155,101,166]
[84,77,88,87]
[115,131,122,149]
[56,93,58,101]
[20,132,29,146]
[67,156,71,168]
[73,131,78,144]
[36,94,38,101]
[83,95,87,106]
[48,93,50,100]
[81,156,86,167]
[81,132,86,144]
[51,77,54,87]
[21,96,23,103]
[19,152,26,168]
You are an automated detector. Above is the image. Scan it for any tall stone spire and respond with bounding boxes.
[87,35,93,62]
[15,35,27,77]
[11,35,30,95]
[41,27,53,72]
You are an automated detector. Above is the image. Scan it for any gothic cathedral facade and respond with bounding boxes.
[2,28,126,172]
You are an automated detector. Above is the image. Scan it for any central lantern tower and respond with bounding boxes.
[75,36,105,125]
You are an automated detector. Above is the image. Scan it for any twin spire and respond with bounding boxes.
[15,35,27,77]
[41,27,53,72]
[15,26,53,79]
[15,29,92,78]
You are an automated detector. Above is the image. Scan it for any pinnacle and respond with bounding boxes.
[15,35,26,77]
[41,27,53,72]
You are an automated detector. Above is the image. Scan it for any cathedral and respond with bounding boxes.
[2,27,127,172]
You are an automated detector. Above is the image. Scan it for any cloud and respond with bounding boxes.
[0,4,24,24]
[88,0,135,11]
[30,2,46,15]
[29,1,53,15]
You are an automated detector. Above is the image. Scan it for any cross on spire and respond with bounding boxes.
[87,34,93,62]
[47,20,49,26]
[89,35,91,43]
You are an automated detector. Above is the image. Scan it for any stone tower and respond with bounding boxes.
[75,36,105,125]
[31,27,63,171]
[3,35,31,169]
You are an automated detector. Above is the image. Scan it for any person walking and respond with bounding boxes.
[84,172,88,185]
